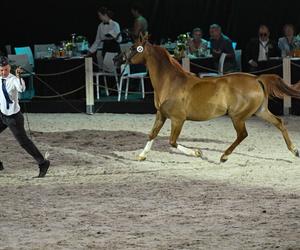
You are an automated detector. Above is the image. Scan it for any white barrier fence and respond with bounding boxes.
[85,57,94,114]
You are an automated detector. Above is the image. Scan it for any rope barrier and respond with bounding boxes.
[189,62,219,73]
[291,61,300,68]
[34,63,85,77]
[25,58,298,79]
[92,61,151,78]
[94,83,154,94]
[248,64,283,74]
[23,70,86,114]
[92,61,106,72]
[34,85,85,99]
[190,61,284,75]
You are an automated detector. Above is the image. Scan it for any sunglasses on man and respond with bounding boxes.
[259,33,268,37]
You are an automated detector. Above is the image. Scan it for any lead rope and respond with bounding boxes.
[18,74,49,160]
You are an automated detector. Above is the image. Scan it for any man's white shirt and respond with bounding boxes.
[0,73,25,116]
[258,40,269,61]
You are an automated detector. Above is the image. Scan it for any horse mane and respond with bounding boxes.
[151,45,189,75]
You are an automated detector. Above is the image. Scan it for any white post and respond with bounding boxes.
[85,57,94,114]
[182,57,190,72]
[283,57,291,115]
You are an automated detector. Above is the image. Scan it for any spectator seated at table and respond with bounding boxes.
[209,24,236,72]
[278,24,300,57]
[187,28,209,57]
[245,24,280,72]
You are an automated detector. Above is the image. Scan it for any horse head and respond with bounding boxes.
[114,33,150,67]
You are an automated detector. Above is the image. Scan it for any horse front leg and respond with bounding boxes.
[138,111,166,161]
[169,119,203,158]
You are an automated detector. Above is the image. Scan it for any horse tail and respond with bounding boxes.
[257,74,300,99]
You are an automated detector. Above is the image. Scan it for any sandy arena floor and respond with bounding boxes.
[0,113,299,250]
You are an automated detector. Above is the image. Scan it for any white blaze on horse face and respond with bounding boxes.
[139,140,154,159]
[137,46,144,53]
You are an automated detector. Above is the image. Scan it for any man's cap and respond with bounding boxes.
[0,56,9,67]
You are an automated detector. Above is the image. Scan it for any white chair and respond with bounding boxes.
[93,52,119,99]
[232,42,237,50]
[118,64,147,102]
[14,46,34,67]
[7,54,35,99]
[235,49,242,72]
[34,43,56,59]
[199,53,227,78]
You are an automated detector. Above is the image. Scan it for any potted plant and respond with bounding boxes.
[174,33,189,59]
[65,41,74,57]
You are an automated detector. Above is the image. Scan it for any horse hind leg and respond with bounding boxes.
[256,109,299,157]
[221,118,248,162]
[169,119,203,158]
[138,111,166,161]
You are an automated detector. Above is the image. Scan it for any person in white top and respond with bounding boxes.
[188,27,209,56]
[0,56,50,177]
[278,24,299,57]
[87,7,122,58]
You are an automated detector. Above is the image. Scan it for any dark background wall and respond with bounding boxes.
[2,0,300,50]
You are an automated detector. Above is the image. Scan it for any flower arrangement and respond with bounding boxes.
[75,35,87,43]
[174,33,189,59]
[65,41,74,51]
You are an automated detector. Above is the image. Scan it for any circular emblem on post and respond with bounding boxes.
[137,46,144,53]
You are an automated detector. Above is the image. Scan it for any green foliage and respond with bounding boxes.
[75,36,87,43]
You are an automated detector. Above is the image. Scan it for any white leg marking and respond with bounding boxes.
[138,140,154,160]
[177,144,202,158]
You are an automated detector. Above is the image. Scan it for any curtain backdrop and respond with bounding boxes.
[2,0,300,51]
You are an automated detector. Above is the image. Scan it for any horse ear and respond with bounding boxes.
[140,32,150,43]
[138,32,144,43]
[143,32,150,41]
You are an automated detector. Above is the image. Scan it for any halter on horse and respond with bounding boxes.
[115,34,300,162]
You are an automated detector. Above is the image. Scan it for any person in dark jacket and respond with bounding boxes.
[209,24,237,72]
[245,24,280,72]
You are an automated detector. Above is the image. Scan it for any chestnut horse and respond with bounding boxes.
[116,35,300,162]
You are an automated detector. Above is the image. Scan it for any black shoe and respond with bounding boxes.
[0,162,4,171]
[37,160,50,178]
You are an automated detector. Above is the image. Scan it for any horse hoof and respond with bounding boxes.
[137,155,146,161]
[194,149,203,158]
[294,149,299,157]
[220,155,228,163]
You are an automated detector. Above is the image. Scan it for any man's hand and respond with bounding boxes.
[249,59,258,68]
[213,49,222,55]
[15,67,23,78]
